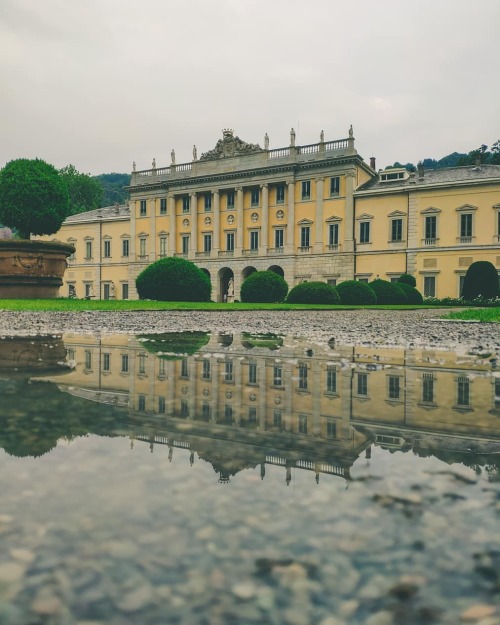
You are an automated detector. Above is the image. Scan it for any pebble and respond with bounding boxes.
[0,563,25,584]
[232,582,257,600]
[116,585,154,613]
[461,605,497,621]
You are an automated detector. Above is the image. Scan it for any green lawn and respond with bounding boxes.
[441,308,500,323]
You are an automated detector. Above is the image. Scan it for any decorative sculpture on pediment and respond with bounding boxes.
[200,129,263,160]
[171,150,176,165]
[264,133,269,150]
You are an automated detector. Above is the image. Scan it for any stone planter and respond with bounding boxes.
[0,239,75,299]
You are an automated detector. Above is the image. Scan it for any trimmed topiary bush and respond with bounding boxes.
[136,256,211,301]
[398,282,424,304]
[240,270,288,303]
[398,273,416,287]
[286,281,340,305]
[370,279,407,304]
[462,261,500,300]
[335,280,377,305]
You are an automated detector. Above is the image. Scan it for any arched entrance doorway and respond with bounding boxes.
[218,267,234,303]
[268,265,284,278]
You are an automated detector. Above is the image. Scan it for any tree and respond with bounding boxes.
[0,158,70,238]
[95,173,131,206]
[60,164,103,215]
[136,257,211,302]
[462,261,500,300]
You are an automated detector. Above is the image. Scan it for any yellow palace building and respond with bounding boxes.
[47,128,500,300]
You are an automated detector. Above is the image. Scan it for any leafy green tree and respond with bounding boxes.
[95,172,131,206]
[60,164,103,215]
[0,158,70,238]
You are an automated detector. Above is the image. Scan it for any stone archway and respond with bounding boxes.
[218,267,234,303]
[268,265,284,278]
[241,266,257,281]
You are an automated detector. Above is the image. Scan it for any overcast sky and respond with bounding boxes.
[1,0,499,175]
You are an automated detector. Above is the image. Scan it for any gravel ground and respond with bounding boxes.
[0,308,497,353]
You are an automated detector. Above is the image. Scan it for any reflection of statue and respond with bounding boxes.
[171,149,176,164]
[193,145,197,161]
[133,161,136,172]
[264,133,269,149]
[152,158,156,169]
[349,125,353,138]
[290,128,296,147]
[320,129,324,142]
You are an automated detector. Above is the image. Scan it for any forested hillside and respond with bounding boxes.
[388,140,500,171]
[94,173,131,207]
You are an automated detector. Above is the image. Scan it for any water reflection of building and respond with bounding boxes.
[46,333,500,482]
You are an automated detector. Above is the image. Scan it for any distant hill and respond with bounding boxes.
[94,173,130,207]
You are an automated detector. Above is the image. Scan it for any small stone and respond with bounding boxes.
[116,585,154,613]
[0,563,25,584]
[319,617,347,625]
[31,594,62,615]
[461,604,496,621]
[9,549,35,564]
[339,600,359,618]
[365,611,393,625]
[232,582,257,600]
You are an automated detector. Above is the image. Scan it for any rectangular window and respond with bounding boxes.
[85,241,92,259]
[388,376,400,399]
[227,191,235,209]
[357,372,368,396]
[225,360,233,382]
[422,373,434,403]
[300,226,310,248]
[424,276,436,297]
[273,410,282,428]
[330,177,340,196]
[460,213,473,238]
[102,353,110,372]
[67,348,75,362]
[182,196,190,213]
[275,229,284,248]
[273,365,283,387]
[84,283,92,298]
[425,215,437,240]
[103,283,111,300]
[298,414,308,434]
[181,358,189,378]
[250,188,260,207]
[160,198,167,214]
[301,180,311,200]
[276,184,285,204]
[121,354,129,373]
[202,402,211,420]
[327,419,337,438]
[204,234,212,253]
[85,350,92,370]
[158,396,166,414]
[360,221,370,244]
[140,200,147,216]
[103,240,111,258]
[327,279,337,287]
[391,219,403,242]
[159,235,167,256]
[122,283,129,300]
[326,365,337,393]
[248,407,257,424]
[459,274,466,297]
[298,363,308,390]
[457,377,470,406]
[138,395,146,412]
[250,231,259,250]
[139,237,147,257]
[182,235,189,255]
[224,404,233,423]
[248,362,257,384]
[180,399,189,418]
[202,359,211,380]
[329,223,339,246]
[204,193,212,211]
[158,358,166,376]
[138,353,146,375]
[122,239,129,257]
[226,232,235,252]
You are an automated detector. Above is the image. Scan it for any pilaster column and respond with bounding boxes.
[311,360,321,435]
[189,192,197,258]
[168,194,176,255]
[284,362,293,432]
[166,361,175,417]
[314,178,324,253]
[150,198,157,259]
[344,171,356,253]
[258,361,266,430]
[213,190,220,257]
[286,181,295,254]
[261,184,269,253]
[236,186,244,254]
[209,360,219,423]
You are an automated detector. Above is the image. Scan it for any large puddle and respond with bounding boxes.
[0,332,499,624]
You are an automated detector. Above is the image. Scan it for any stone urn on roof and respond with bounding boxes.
[0,158,75,298]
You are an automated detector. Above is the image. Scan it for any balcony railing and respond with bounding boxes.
[326,244,340,252]
[298,246,312,253]
[423,238,438,246]
[267,247,285,255]
[458,236,474,244]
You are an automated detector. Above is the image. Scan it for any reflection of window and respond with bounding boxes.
[85,350,92,370]
[225,360,233,382]
[388,376,400,399]
[273,410,282,428]
[298,363,308,390]
[180,399,189,417]
[457,376,470,406]
[224,404,233,422]
[102,353,110,371]
[326,365,337,393]
[202,402,211,419]
[138,354,146,374]
[202,359,211,380]
[158,396,165,413]
[327,419,337,438]
[422,373,434,403]
[158,358,166,376]
[357,373,368,396]
[273,365,283,387]
[181,358,189,378]
[248,362,257,384]
[298,414,308,434]
[248,407,257,424]
[138,395,146,411]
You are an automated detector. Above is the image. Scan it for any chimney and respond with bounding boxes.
[370,156,376,170]
[417,161,424,179]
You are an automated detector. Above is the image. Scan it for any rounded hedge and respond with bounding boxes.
[398,282,424,304]
[0,158,70,238]
[240,271,288,303]
[370,279,407,304]
[286,281,340,305]
[136,257,211,301]
[335,280,377,305]
[462,261,500,300]
[398,273,416,287]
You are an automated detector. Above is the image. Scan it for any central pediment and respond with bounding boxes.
[200,129,263,160]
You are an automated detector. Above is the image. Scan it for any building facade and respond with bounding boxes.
[47,128,500,300]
